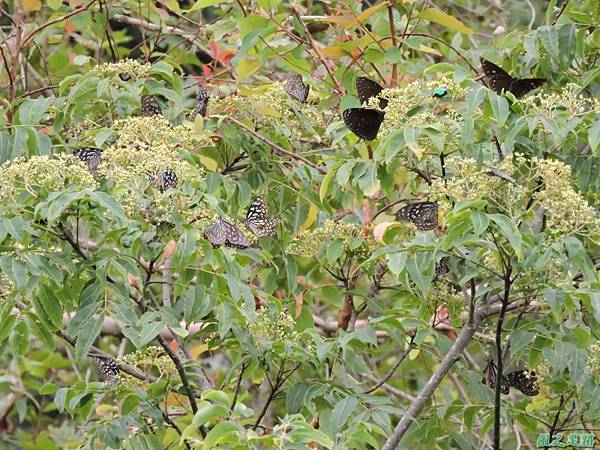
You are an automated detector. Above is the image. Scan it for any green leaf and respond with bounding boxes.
[330,397,358,430]
[488,91,509,127]
[202,421,239,448]
[421,8,474,34]
[181,403,229,442]
[75,314,104,361]
[489,213,522,258]
[470,211,489,235]
[86,191,128,222]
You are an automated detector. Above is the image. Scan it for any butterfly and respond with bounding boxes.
[204,218,251,249]
[480,58,546,98]
[342,108,385,141]
[356,77,388,109]
[343,76,388,141]
[432,87,448,98]
[96,357,119,386]
[284,74,309,103]
[434,261,449,280]
[192,86,209,118]
[73,147,102,172]
[244,196,279,237]
[481,359,539,396]
[395,202,438,231]
[141,95,162,116]
[484,165,517,185]
[149,169,178,192]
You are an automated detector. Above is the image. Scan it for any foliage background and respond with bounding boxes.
[0,0,599,449]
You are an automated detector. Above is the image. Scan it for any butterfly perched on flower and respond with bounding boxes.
[356,77,388,109]
[204,218,251,249]
[343,77,387,141]
[73,147,102,172]
[192,86,209,118]
[434,261,449,280]
[244,196,279,237]
[479,58,546,98]
[96,357,119,386]
[481,359,539,396]
[149,169,178,192]
[141,95,162,116]
[284,73,309,103]
[395,202,438,231]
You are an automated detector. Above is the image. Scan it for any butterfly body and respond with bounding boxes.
[285,74,309,103]
[192,86,209,118]
[395,202,438,231]
[204,218,251,249]
[244,196,279,237]
[73,147,102,172]
[480,58,546,98]
[141,95,162,116]
[149,169,178,192]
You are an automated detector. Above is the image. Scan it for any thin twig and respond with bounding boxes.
[228,116,326,174]
[290,1,344,95]
[230,362,248,411]
[493,266,512,450]
[552,0,570,25]
[363,336,416,394]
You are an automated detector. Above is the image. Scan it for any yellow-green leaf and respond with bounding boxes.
[187,0,226,12]
[421,8,473,35]
[236,57,260,79]
[355,2,387,25]
[321,46,348,58]
[298,204,319,232]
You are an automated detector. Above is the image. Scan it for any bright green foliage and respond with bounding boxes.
[0,1,599,449]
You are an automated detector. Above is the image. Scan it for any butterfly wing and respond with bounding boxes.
[204,220,228,248]
[285,74,309,103]
[481,359,509,394]
[505,370,539,396]
[342,108,385,141]
[149,169,178,192]
[244,196,279,237]
[96,357,119,386]
[395,202,438,231]
[509,78,546,97]
[221,219,251,249]
[73,147,102,171]
[193,86,210,117]
[141,95,161,116]
[356,77,388,109]
[480,58,516,95]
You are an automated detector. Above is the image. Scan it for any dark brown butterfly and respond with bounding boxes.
[149,169,178,192]
[480,58,546,98]
[244,196,279,237]
[96,357,119,386]
[192,86,209,118]
[395,202,438,231]
[481,359,539,396]
[204,218,251,249]
[284,74,309,103]
[73,147,102,172]
[141,95,162,116]
[342,108,385,141]
[356,77,388,109]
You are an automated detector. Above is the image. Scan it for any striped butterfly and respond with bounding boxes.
[149,169,178,192]
[96,357,119,387]
[395,202,438,231]
[204,218,251,249]
[482,359,539,396]
[284,74,309,103]
[480,58,546,98]
[141,95,162,116]
[244,196,279,237]
[73,147,102,172]
[192,86,209,118]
